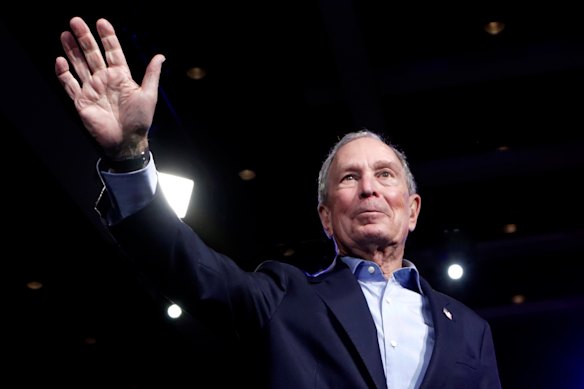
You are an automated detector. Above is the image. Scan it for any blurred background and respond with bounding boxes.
[2,1,583,387]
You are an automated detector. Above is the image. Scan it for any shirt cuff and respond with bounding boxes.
[97,152,158,220]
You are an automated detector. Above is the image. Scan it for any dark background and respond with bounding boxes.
[3,1,583,388]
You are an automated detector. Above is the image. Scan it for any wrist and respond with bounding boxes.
[102,149,151,173]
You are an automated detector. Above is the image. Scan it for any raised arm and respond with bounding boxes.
[55,17,165,159]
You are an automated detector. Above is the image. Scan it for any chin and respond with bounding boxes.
[357,226,391,242]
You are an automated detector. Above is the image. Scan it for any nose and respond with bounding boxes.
[359,174,378,199]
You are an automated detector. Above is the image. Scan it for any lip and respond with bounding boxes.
[355,209,384,217]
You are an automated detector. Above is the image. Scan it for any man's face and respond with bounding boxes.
[318,137,421,255]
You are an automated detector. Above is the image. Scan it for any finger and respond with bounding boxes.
[55,56,81,101]
[142,54,166,96]
[96,18,129,70]
[60,30,92,83]
[69,16,107,74]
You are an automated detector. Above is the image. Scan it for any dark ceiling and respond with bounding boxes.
[3,1,584,388]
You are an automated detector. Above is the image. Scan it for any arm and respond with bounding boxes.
[55,17,286,333]
[479,322,502,389]
[108,188,288,333]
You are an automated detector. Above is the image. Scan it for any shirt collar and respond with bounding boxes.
[340,256,424,295]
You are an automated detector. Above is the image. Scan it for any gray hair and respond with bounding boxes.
[317,129,417,204]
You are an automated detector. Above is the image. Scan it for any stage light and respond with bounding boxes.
[159,172,194,218]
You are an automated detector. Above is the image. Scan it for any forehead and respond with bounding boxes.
[333,137,399,167]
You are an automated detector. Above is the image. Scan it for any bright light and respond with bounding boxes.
[447,264,464,280]
[158,172,194,218]
[167,303,182,319]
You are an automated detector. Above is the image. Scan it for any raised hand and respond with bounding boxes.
[55,17,165,159]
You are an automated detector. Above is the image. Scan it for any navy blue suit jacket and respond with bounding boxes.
[105,189,501,388]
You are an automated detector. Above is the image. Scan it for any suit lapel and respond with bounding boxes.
[311,263,387,389]
[418,278,460,389]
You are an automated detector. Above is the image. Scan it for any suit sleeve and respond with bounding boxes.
[479,321,502,389]
[104,186,288,333]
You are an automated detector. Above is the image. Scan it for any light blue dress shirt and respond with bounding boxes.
[340,257,435,389]
[99,157,435,388]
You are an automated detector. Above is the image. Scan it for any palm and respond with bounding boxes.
[75,66,151,149]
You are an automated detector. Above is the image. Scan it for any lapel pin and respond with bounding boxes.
[443,307,453,320]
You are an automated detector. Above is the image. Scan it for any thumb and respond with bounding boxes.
[142,54,166,94]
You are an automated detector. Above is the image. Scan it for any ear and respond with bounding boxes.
[318,203,333,238]
[408,194,422,232]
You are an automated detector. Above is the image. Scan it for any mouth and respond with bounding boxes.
[355,209,384,218]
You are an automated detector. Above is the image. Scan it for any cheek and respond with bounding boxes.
[332,191,356,209]
[385,190,408,207]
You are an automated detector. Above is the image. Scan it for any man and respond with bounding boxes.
[56,16,502,388]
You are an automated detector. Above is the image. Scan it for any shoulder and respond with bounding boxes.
[421,277,490,325]
[254,259,311,280]
[254,258,345,286]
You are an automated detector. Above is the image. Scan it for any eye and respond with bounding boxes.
[378,170,391,178]
[342,174,357,181]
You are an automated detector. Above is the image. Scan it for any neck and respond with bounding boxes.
[341,244,405,276]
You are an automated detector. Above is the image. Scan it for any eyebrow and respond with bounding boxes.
[373,160,400,170]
